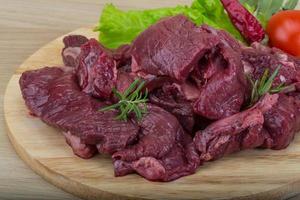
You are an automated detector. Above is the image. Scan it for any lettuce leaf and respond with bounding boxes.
[95,4,190,49]
[190,0,242,40]
[94,0,243,49]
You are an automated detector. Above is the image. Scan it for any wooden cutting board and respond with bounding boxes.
[4,27,300,200]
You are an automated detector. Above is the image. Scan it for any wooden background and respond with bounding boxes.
[0,1,299,200]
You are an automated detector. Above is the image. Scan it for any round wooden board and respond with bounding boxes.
[3,27,300,200]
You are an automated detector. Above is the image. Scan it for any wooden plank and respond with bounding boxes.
[0,1,299,199]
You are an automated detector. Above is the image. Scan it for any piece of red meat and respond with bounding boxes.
[19,67,139,156]
[194,94,277,161]
[113,44,132,68]
[192,45,249,120]
[199,24,242,52]
[115,70,135,94]
[132,15,249,121]
[131,15,218,82]
[149,83,195,132]
[76,39,117,99]
[20,67,201,182]
[62,35,131,69]
[194,93,300,162]
[112,105,200,182]
[62,35,89,68]
[242,42,300,86]
[63,131,97,159]
[262,94,300,150]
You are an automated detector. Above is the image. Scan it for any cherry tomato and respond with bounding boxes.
[266,10,300,57]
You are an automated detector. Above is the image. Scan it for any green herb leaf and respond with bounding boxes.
[250,79,259,105]
[269,82,285,93]
[248,66,291,107]
[112,88,124,100]
[259,66,281,95]
[99,79,148,121]
[257,0,285,20]
[284,0,299,10]
[123,79,140,98]
[257,68,269,93]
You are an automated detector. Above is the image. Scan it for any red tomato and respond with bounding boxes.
[266,10,300,57]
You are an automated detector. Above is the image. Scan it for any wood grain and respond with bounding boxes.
[0,1,300,200]
[4,25,300,200]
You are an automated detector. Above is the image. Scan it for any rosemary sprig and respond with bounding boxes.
[100,79,148,121]
[248,66,290,106]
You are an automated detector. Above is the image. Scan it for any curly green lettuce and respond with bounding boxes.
[94,0,244,49]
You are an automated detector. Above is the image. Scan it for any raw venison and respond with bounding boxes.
[19,67,139,157]
[63,131,97,159]
[240,40,300,150]
[115,70,135,94]
[192,45,249,120]
[149,84,195,132]
[112,105,200,182]
[194,93,300,162]
[131,15,219,82]
[199,24,242,52]
[262,94,300,150]
[76,39,117,99]
[19,67,200,181]
[62,35,134,98]
[143,76,174,92]
[194,94,277,161]
[62,35,131,69]
[242,42,300,86]
[131,15,248,120]
[62,35,89,68]
[113,44,132,68]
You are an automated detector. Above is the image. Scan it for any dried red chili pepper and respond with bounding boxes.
[220,0,265,44]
